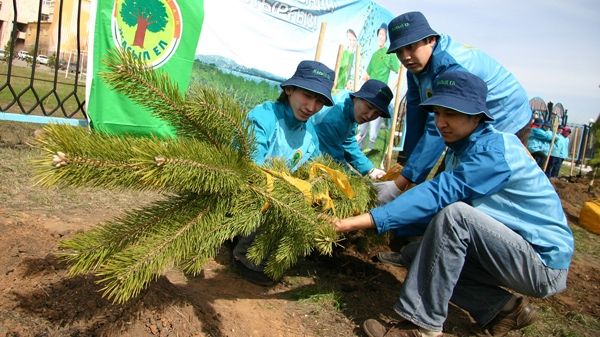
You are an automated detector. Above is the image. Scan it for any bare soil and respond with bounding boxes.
[1,122,599,337]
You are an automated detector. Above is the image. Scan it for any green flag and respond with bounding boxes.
[88,0,204,137]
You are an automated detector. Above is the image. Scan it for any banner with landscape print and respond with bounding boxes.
[87,0,395,136]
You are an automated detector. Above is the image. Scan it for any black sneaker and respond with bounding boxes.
[376,251,406,267]
[233,259,277,287]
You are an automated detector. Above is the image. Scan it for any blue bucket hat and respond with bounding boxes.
[387,11,439,54]
[350,79,393,118]
[280,60,335,106]
[420,71,493,121]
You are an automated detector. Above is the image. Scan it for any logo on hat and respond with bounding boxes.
[112,0,183,69]
[391,22,410,32]
[436,79,457,86]
[312,69,332,80]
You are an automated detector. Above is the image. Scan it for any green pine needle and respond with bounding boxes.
[30,49,377,303]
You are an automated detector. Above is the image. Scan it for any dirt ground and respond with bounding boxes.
[1,122,599,337]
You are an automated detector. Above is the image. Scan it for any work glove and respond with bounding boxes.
[368,168,386,180]
[373,181,401,205]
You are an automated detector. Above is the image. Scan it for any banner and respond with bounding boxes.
[87,0,204,137]
[87,0,396,136]
[197,0,397,93]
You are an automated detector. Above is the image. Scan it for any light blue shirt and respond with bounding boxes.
[527,128,552,154]
[550,134,568,159]
[371,124,573,269]
[402,34,532,184]
[313,93,374,175]
[247,100,320,172]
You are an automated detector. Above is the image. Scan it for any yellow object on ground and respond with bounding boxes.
[579,199,600,235]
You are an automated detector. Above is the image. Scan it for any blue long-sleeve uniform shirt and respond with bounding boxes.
[550,134,568,158]
[312,93,374,175]
[527,128,552,154]
[402,34,532,184]
[560,136,570,159]
[371,124,573,269]
[247,101,320,172]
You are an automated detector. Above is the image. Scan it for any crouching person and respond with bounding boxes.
[233,60,335,286]
[313,79,394,179]
[330,71,573,337]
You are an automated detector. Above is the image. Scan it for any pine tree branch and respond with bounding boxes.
[32,125,253,195]
[60,193,195,275]
[102,49,254,159]
[96,197,229,304]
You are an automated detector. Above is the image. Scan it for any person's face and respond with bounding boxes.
[353,98,381,124]
[377,29,387,48]
[347,32,357,49]
[395,38,435,74]
[285,87,326,122]
[433,106,482,143]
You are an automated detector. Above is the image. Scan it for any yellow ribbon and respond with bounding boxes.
[260,171,274,213]
[309,163,354,199]
[258,163,354,213]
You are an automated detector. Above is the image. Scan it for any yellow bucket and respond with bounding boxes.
[579,199,600,235]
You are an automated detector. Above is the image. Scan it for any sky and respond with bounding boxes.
[375,0,600,125]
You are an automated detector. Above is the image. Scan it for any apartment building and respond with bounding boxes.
[0,0,89,61]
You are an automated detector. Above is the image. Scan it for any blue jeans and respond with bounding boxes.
[546,156,563,178]
[393,202,568,331]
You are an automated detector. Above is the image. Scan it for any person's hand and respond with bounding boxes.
[324,213,375,233]
[368,168,386,180]
[373,181,401,205]
[394,175,411,191]
[319,213,343,232]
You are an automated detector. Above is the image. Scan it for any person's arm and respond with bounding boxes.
[371,145,511,236]
[343,123,374,175]
[530,128,553,141]
[401,113,446,183]
[388,53,401,73]
[400,74,426,158]
[333,213,375,233]
[247,105,275,165]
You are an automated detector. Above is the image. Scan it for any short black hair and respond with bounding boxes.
[277,90,289,104]
[377,23,387,36]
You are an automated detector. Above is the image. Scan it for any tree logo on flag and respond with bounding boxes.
[112,0,183,69]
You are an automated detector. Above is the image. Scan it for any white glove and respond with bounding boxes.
[368,168,386,180]
[373,181,402,205]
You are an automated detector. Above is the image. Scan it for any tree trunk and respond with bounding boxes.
[133,17,149,48]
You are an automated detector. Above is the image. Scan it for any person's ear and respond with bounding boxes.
[426,36,437,47]
[284,87,294,96]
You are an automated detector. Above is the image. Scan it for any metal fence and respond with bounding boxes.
[0,0,87,125]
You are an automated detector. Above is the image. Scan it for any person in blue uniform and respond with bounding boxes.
[331,71,573,337]
[379,11,532,201]
[233,60,335,286]
[528,119,552,169]
[313,79,393,179]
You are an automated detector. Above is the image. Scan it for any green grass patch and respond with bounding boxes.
[0,62,86,118]
[523,304,600,337]
[571,223,600,260]
[288,285,344,312]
